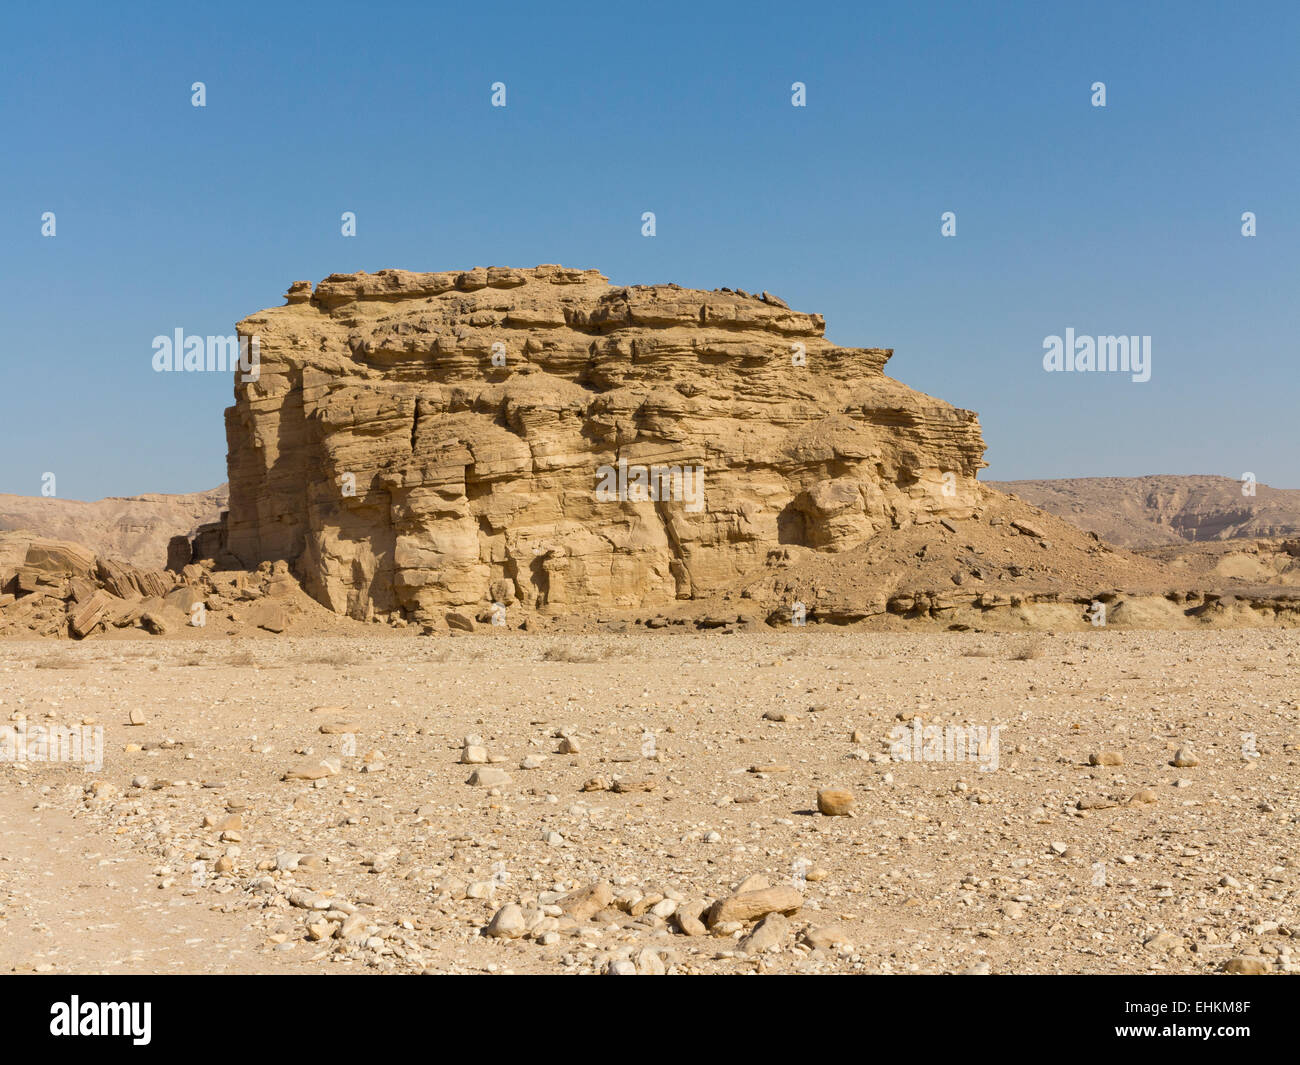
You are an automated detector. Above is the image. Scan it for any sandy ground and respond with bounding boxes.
[1,630,1296,975]
[0,785,316,974]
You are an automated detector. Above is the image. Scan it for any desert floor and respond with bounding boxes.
[0,630,1295,975]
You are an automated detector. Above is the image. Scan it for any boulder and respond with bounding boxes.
[68,589,118,638]
[706,886,803,927]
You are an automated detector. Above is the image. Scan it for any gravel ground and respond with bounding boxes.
[1,630,1296,975]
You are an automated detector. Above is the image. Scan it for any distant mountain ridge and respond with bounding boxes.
[986,475,1300,549]
[0,486,228,569]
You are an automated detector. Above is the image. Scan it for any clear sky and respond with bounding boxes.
[2,0,1296,499]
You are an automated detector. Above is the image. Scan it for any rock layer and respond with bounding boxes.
[222,266,988,623]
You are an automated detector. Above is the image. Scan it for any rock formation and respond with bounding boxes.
[0,533,178,638]
[0,529,358,639]
[220,266,988,625]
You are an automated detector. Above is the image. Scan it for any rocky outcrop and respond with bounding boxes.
[221,266,988,624]
[0,533,178,638]
[0,531,357,640]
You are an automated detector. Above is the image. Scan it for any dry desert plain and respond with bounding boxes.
[1,628,1296,975]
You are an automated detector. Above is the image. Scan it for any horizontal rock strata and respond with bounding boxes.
[221,266,987,624]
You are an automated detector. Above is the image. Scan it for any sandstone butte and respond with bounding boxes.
[215,265,989,626]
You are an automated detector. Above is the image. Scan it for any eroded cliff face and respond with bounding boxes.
[223,266,987,624]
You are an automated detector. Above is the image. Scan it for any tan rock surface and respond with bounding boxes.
[221,266,989,622]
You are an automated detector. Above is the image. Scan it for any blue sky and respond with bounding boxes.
[1,0,1296,499]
